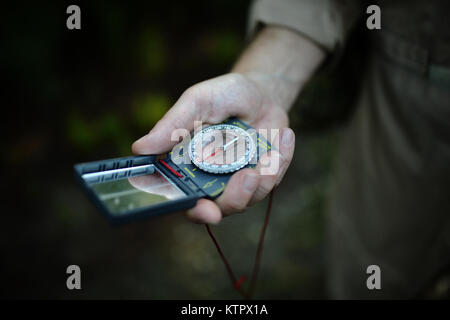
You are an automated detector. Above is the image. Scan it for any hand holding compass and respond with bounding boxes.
[132,73,295,224]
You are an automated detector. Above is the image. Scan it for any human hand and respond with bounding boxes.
[132,72,295,224]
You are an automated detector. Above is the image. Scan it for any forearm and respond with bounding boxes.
[232,25,326,111]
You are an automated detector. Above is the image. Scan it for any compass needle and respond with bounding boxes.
[189,124,256,174]
[223,137,239,151]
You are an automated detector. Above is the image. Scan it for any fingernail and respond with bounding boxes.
[281,128,294,146]
[243,173,259,193]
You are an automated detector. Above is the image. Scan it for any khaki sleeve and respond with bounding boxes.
[248,0,363,52]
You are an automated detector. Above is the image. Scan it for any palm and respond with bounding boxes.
[132,72,295,224]
[191,73,289,135]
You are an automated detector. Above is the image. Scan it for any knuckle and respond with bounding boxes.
[275,167,287,186]
[183,85,198,97]
[259,151,283,176]
[182,85,203,103]
[224,199,247,214]
[278,153,289,172]
[228,72,246,86]
[256,181,274,198]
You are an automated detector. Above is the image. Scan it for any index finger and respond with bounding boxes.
[131,73,261,155]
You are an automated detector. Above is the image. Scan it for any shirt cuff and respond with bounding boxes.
[247,0,362,52]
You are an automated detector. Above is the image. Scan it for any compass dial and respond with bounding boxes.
[189,124,256,174]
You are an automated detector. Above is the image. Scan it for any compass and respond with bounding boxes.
[189,123,256,174]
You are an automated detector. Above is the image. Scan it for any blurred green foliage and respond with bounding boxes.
[66,112,98,151]
[1,0,361,299]
[201,30,243,66]
[133,93,171,130]
[137,28,169,75]
[4,2,447,300]
[66,111,133,155]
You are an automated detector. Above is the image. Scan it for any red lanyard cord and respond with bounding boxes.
[205,189,274,299]
[205,224,249,299]
[248,188,274,297]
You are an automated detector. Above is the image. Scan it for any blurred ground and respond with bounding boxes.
[1,1,361,299]
[1,130,338,299]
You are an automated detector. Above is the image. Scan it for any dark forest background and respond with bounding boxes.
[1,1,364,298]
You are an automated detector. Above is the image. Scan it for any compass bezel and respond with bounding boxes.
[188,124,256,174]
